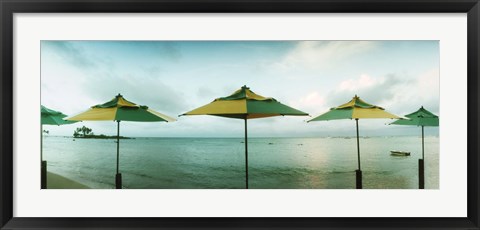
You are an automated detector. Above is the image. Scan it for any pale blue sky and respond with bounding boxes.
[41,41,439,137]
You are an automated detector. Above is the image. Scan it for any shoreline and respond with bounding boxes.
[47,171,90,189]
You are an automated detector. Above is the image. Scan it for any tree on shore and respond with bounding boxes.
[73,126,93,138]
[72,126,131,139]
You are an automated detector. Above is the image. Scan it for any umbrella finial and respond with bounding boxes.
[116,93,123,98]
[242,85,249,89]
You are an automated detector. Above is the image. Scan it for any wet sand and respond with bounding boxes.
[47,172,90,189]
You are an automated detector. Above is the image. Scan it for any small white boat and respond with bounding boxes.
[390,150,411,156]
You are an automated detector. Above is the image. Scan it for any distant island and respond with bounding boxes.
[73,126,133,139]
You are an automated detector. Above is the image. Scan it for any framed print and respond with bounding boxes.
[1,0,479,229]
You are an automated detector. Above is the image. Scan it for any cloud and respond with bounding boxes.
[389,69,440,114]
[284,68,439,124]
[41,41,439,137]
[196,86,217,100]
[329,73,402,107]
[42,41,190,116]
[327,69,439,116]
[80,72,189,115]
[159,42,182,62]
[42,41,97,69]
[289,91,327,115]
[338,74,379,91]
[270,41,377,72]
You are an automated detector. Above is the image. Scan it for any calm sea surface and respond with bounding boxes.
[42,136,439,189]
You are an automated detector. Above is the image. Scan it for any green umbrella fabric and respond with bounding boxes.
[182,85,308,119]
[308,95,400,121]
[41,105,77,125]
[67,94,176,122]
[390,106,439,127]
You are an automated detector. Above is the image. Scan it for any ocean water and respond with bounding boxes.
[42,136,439,189]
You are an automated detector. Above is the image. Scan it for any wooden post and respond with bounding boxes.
[419,159,425,189]
[41,161,47,189]
[116,173,122,189]
[355,170,362,189]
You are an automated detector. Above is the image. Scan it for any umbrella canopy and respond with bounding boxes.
[182,85,308,189]
[67,94,175,122]
[67,94,175,189]
[308,95,401,189]
[390,106,439,127]
[183,85,308,119]
[41,105,77,125]
[308,95,400,121]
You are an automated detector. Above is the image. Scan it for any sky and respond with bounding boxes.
[41,41,439,138]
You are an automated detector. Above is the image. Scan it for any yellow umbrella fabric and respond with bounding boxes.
[308,95,400,121]
[68,95,175,122]
[184,86,307,119]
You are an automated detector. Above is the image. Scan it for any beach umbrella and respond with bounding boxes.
[390,106,439,189]
[42,105,77,126]
[41,105,78,189]
[67,94,176,189]
[181,85,308,189]
[307,95,401,189]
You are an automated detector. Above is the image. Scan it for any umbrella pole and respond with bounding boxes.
[422,125,425,160]
[355,119,362,189]
[115,120,122,189]
[41,124,47,189]
[419,125,425,189]
[41,124,43,162]
[245,118,249,189]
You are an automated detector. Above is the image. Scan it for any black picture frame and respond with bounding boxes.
[1,0,479,229]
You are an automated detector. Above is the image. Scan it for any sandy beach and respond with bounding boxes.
[47,172,90,189]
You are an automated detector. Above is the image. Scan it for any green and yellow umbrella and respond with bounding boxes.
[67,94,175,189]
[390,106,439,189]
[41,105,78,189]
[182,85,308,189]
[308,95,401,189]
